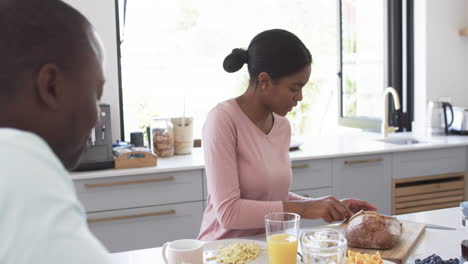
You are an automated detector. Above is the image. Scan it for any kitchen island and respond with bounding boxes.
[109,207,466,264]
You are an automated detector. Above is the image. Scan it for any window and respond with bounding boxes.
[338,0,413,131]
[117,0,340,141]
[116,0,413,141]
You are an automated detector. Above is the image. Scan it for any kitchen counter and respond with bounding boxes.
[109,207,466,264]
[71,132,468,180]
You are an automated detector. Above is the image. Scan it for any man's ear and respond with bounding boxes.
[35,64,62,110]
[257,72,273,92]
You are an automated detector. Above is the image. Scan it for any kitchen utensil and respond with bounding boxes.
[265,212,300,264]
[395,219,456,230]
[427,101,454,135]
[162,239,203,264]
[300,229,347,264]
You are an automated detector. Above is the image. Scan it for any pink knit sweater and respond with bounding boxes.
[197,99,308,241]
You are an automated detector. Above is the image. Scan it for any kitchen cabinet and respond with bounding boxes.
[392,147,466,180]
[332,154,392,215]
[88,202,203,253]
[290,159,332,191]
[290,159,332,228]
[74,169,204,252]
[75,170,203,212]
[72,142,468,253]
[391,147,466,214]
[393,173,465,215]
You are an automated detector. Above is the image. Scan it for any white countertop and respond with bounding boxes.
[71,132,468,180]
[110,207,466,264]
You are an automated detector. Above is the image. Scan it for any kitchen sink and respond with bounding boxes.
[377,137,422,145]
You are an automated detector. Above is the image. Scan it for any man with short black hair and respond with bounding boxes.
[0,0,112,263]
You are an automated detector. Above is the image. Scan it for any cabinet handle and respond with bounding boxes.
[344,158,383,165]
[87,209,176,223]
[292,164,309,169]
[84,176,175,188]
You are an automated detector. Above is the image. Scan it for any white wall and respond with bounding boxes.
[414,0,468,132]
[64,0,122,142]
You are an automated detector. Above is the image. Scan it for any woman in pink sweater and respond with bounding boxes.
[198,29,377,241]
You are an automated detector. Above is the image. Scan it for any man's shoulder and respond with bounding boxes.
[0,128,64,170]
[0,128,71,198]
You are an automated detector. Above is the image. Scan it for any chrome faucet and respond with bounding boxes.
[381,87,401,137]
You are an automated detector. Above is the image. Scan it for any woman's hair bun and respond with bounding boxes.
[223,48,248,73]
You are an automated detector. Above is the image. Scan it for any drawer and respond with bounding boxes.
[393,173,466,215]
[291,159,332,191]
[88,202,203,253]
[393,147,466,179]
[75,170,203,212]
[332,154,392,215]
[293,188,332,229]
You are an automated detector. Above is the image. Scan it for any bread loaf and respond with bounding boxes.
[345,211,402,249]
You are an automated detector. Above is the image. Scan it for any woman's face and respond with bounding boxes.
[261,65,311,116]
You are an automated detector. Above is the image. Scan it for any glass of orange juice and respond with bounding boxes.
[265,212,300,264]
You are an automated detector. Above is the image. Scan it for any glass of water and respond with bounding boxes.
[300,229,347,264]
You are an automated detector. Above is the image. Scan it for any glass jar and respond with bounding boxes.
[151,117,174,157]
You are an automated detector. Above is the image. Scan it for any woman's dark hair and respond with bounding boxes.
[223,29,312,83]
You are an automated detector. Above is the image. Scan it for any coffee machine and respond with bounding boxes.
[73,104,115,171]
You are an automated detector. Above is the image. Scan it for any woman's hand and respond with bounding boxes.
[341,198,378,214]
[284,196,353,223]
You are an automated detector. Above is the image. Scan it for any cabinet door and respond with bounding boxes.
[393,147,466,179]
[88,202,203,253]
[332,154,391,215]
[293,188,332,228]
[75,170,203,212]
[291,159,332,190]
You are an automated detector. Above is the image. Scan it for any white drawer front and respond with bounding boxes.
[88,202,203,253]
[332,154,392,215]
[293,188,332,229]
[291,159,332,191]
[75,170,203,212]
[393,147,466,179]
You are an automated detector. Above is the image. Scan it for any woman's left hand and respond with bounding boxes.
[340,199,378,214]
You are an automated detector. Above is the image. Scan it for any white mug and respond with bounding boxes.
[162,239,203,264]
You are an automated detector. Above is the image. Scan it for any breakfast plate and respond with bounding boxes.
[203,239,268,264]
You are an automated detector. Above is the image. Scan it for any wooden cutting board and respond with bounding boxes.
[339,221,425,264]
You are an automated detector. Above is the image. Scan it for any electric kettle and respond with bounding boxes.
[427,101,454,135]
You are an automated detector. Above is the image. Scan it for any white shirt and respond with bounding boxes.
[0,128,112,264]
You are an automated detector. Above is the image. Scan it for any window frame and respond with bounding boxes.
[115,0,125,141]
[337,0,414,132]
